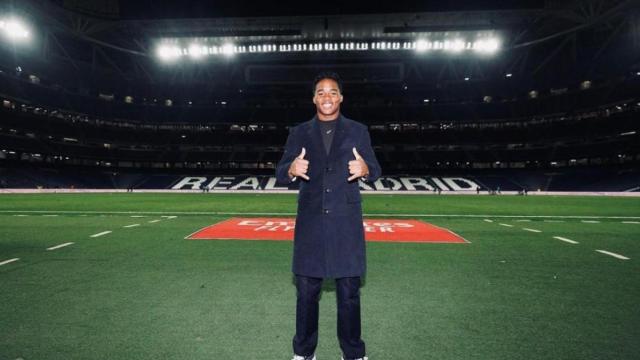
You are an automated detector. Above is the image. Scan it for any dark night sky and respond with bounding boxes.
[116,0,545,19]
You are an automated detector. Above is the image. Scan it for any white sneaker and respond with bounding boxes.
[292,354,316,360]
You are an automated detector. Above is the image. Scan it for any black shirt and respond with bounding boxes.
[317,118,337,155]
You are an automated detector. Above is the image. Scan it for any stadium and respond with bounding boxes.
[0,0,638,359]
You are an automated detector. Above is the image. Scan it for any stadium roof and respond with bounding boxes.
[51,0,546,19]
[0,0,637,103]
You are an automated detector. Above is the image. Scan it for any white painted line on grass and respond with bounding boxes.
[0,258,20,266]
[123,224,140,228]
[90,231,112,238]
[161,216,178,219]
[1,210,639,219]
[47,242,74,251]
[553,236,579,244]
[515,219,531,222]
[499,223,514,227]
[43,214,59,217]
[483,219,493,223]
[130,215,147,218]
[622,221,639,224]
[596,250,630,260]
[13,214,29,217]
[148,219,161,223]
[581,220,600,223]
[523,228,542,233]
[544,220,565,223]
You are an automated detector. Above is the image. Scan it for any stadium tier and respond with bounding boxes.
[0,0,639,192]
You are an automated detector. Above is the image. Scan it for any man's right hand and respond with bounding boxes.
[288,147,310,180]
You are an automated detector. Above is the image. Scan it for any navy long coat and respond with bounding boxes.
[276,114,381,278]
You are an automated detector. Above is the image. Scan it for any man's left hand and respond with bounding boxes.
[348,147,369,181]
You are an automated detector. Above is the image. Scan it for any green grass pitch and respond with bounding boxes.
[0,193,639,359]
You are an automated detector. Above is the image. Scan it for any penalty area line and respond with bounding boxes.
[123,224,140,228]
[523,228,542,233]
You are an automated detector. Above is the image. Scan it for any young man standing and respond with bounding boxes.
[276,72,382,360]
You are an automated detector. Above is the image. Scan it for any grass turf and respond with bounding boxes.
[0,193,638,359]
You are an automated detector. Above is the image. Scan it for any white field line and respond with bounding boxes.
[12,214,29,217]
[544,220,565,222]
[42,214,59,217]
[553,236,579,244]
[0,258,20,266]
[523,228,542,233]
[483,219,493,223]
[47,242,74,251]
[148,219,161,223]
[90,231,112,238]
[622,221,640,224]
[499,223,514,227]
[0,210,639,219]
[130,215,147,218]
[595,250,630,260]
[161,216,178,219]
[581,220,600,223]
[123,224,140,228]
[515,219,532,222]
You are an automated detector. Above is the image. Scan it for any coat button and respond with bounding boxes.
[325,188,331,193]
[325,167,332,172]
[324,209,330,214]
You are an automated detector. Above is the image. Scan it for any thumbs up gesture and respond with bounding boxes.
[288,147,310,180]
[348,147,369,181]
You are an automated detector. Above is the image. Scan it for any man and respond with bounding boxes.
[276,72,381,360]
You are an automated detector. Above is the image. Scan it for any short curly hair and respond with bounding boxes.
[312,71,343,95]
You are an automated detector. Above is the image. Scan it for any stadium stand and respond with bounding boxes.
[0,1,638,192]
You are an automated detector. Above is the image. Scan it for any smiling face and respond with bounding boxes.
[313,78,343,121]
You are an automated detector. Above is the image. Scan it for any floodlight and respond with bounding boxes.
[415,40,430,52]
[188,44,206,58]
[485,38,499,52]
[452,39,465,52]
[473,38,500,53]
[157,45,181,61]
[221,43,235,56]
[1,18,31,42]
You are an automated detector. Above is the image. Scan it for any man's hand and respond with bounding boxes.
[348,147,369,181]
[288,147,310,180]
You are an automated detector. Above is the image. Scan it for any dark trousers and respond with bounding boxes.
[293,275,366,359]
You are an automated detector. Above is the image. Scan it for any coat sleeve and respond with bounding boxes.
[358,126,381,183]
[275,126,300,184]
